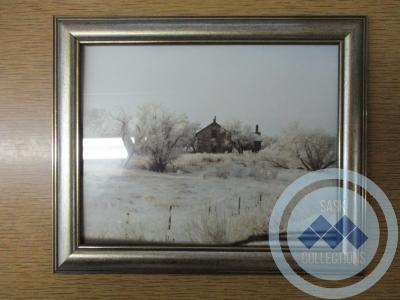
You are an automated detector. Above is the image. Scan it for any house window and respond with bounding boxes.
[211,129,217,138]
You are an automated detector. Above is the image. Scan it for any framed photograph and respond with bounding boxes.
[54,17,367,272]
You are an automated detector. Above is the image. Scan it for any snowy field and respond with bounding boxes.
[83,152,306,245]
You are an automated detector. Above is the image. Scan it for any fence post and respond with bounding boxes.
[168,205,172,230]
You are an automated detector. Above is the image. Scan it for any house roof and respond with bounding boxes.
[195,121,223,136]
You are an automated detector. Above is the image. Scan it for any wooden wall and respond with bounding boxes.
[0,1,399,299]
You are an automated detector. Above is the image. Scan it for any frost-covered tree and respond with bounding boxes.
[111,109,136,168]
[261,136,277,150]
[84,108,119,138]
[184,122,201,153]
[264,123,336,170]
[224,120,255,154]
[133,103,195,172]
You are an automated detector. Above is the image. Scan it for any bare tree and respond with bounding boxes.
[133,103,196,172]
[296,132,337,171]
[224,120,255,154]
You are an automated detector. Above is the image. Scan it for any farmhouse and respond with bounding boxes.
[195,117,262,153]
[195,117,232,153]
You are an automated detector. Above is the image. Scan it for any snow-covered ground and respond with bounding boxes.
[83,152,306,245]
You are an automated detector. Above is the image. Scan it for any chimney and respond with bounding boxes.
[253,124,262,152]
[213,116,216,123]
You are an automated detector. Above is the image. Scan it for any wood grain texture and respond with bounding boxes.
[0,0,399,299]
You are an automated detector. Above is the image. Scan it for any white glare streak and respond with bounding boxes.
[83,137,133,160]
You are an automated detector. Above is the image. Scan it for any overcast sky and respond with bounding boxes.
[82,44,338,136]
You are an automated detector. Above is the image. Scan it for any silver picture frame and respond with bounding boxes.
[53,16,367,273]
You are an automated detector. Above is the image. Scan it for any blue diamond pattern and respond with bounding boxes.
[300,215,368,250]
[347,227,368,249]
[322,227,343,249]
[298,227,320,249]
[334,216,356,237]
[298,215,368,249]
[310,215,332,237]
